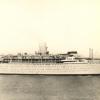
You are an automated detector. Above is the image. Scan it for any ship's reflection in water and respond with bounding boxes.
[0,75,100,100]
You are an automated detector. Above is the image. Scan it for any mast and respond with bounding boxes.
[89,48,93,63]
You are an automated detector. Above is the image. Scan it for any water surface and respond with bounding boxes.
[0,75,100,100]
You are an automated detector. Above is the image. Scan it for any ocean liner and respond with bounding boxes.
[0,43,100,74]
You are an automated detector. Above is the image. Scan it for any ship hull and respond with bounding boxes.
[0,63,100,74]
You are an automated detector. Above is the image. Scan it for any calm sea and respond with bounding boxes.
[0,75,100,100]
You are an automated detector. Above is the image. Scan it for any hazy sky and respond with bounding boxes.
[0,0,100,57]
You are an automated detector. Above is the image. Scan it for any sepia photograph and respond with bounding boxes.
[0,0,100,100]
